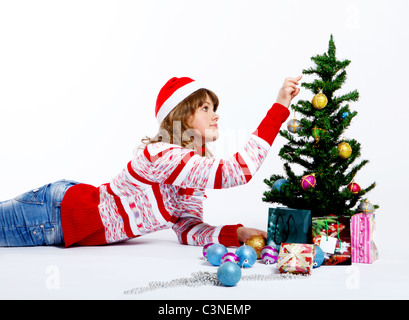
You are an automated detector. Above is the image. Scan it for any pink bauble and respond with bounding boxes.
[347,182,361,194]
[221,252,239,265]
[203,243,214,258]
[301,174,316,190]
[260,246,279,265]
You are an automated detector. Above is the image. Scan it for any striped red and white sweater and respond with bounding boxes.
[60,103,290,247]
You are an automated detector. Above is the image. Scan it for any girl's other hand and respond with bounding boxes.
[237,227,267,244]
[276,75,302,108]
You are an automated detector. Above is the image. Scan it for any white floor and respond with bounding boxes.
[1,229,407,300]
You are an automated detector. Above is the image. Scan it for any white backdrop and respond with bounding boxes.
[1,0,408,253]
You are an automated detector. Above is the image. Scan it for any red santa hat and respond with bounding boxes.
[155,77,202,124]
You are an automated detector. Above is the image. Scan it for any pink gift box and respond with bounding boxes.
[351,213,378,264]
[277,243,315,275]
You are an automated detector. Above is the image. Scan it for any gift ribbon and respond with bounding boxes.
[325,220,342,252]
[279,244,309,268]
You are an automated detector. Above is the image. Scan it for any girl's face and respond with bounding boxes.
[187,94,220,146]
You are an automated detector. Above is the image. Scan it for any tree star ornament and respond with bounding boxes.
[301,173,317,190]
[312,89,328,109]
[337,141,352,159]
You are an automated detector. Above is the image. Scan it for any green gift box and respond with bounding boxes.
[267,207,312,247]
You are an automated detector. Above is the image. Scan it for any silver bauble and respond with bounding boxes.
[287,119,301,134]
[358,199,375,213]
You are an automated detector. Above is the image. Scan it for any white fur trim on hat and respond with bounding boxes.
[156,81,202,124]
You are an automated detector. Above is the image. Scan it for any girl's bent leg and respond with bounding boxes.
[0,179,78,247]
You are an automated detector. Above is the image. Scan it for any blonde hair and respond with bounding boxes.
[141,88,219,157]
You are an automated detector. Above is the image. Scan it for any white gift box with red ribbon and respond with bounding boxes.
[277,243,315,275]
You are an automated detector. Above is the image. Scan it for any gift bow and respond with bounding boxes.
[280,244,312,267]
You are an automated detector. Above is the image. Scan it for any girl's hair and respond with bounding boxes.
[141,88,219,157]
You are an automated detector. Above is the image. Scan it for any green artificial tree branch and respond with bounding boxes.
[263,34,378,217]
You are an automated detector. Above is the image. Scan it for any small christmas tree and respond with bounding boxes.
[263,35,378,217]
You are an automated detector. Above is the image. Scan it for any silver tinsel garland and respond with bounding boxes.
[123,271,309,295]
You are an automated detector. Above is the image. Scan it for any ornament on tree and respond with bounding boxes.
[341,111,352,119]
[245,235,266,259]
[347,181,361,194]
[337,141,352,159]
[358,199,375,213]
[272,178,289,192]
[287,118,302,134]
[301,173,317,190]
[312,126,326,142]
[312,89,328,109]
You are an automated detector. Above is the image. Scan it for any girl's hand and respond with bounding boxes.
[276,76,302,108]
[237,227,267,244]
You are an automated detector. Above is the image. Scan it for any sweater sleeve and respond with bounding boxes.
[171,192,243,247]
[139,103,290,190]
[253,103,290,145]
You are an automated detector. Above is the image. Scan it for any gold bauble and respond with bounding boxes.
[245,235,266,259]
[337,142,352,159]
[312,91,328,109]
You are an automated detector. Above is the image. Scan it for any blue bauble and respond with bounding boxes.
[206,244,228,266]
[313,245,325,268]
[272,179,289,192]
[217,262,242,287]
[235,245,257,268]
[341,111,351,119]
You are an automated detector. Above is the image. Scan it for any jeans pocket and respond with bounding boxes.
[30,225,45,245]
[43,225,58,246]
[30,224,61,246]
[14,187,47,205]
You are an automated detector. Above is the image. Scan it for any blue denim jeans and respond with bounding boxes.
[0,179,78,247]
